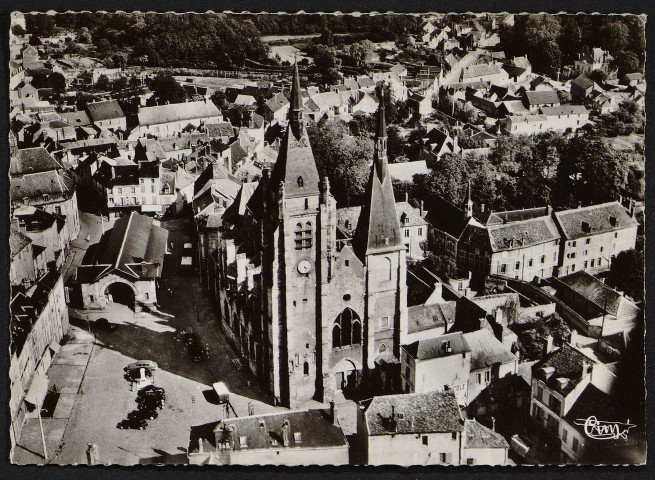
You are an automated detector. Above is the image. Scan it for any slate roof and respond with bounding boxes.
[88,212,168,281]
[364,390,464,436]
[86,99,125,122]
[268,65,321,200]
[463,419,510,449]
[138,160,160,178]
[557,271,631,317]
[188,409,347,454]
[553,202,638,240]
[404,331,470,361]
[532,343,595,395]
[138,100,221,127]
[10,224,32,256]
[92,161,138,188]
[425,195,470,240]
[524,90,559,105]
[265,92,290,113]
[485,207,551,226]
[540,105,589,116]
[11,147,62,176]
[387,161,430,182]
[487,216,560,252]
[407,302,457,335]
[396,201,429,227]
[564,384,622,439]
[462,64,502,79]
[571,74,595,91]
[352,101,404,259]
[463,329,517,371]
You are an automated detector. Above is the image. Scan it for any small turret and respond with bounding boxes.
[464,180,473,218]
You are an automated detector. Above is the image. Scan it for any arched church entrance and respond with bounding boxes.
[334,358,360,392]
[105,282,136,310]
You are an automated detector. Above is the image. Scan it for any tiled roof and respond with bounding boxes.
[553,202,638,240]
[404,331,470,361]
[365,390,464,436]
[524,90,559,105]
[206,122,235,138]
[487,216,560,252]
[10,224,32,256]
[425,195,470,240]
[11,147,62,176]
[407,302,457,334]
[463,329,516,371]
[265,92,290,113]
[92,161,138,188]
[189,409,347,453]
[11,170,75,202]
[86,99,125,122]
[463,419,509,449]
[138,100,221,127]
[396,201,429,227]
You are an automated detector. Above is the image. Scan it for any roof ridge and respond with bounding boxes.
[115,212,135,270]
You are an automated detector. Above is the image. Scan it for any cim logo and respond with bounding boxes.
[574,416,636,441]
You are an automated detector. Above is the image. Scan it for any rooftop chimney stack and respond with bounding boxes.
[544,334,554,355]
[330,400,338,426]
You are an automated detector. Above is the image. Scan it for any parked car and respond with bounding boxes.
[186,334,204,362]
[124,360,159,373]
[137,385,166,410]
[95,318,117,331]
[117,417,147,430]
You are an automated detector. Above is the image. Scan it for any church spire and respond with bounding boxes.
[289,60,303,133]
[353,98,403,259]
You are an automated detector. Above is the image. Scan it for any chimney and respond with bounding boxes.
[405,191,409,202]
[329,400,339,425]
[281,419,291,447]
[420,200,424,216]
[480,203,485,213]
[547,205,553,216]
[544,334,554,355]
[578,201,583,209]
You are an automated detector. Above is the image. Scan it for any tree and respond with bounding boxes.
[95,38,113,57]
[96,74,111,92]
[599,21,630,54]
[112,76,129,92]
[422,252,458,280]
[307,120,373,206]
[48,72,67,92]
[312,45,341,86]
[345,40,375,68]
[590,69,608,84]
[606,249,644,302]
[414,154,468,206]
[12,25,27,36]
[29,35,42,46]
[79,31,92,44]
[210,90,228,108]
[348,114,375,137]
[612,50,640,78]
[387,126,405,161]
[554,135,627,208]
[128,76,142,90]
[149,73,187,104]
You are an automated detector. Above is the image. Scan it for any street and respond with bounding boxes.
[14,215,285,465]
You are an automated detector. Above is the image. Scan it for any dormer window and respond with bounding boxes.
[297,176,304,188]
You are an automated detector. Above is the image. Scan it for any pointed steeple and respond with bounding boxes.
[374,90,388,183]
[289,60,303,133]
[266,59,320,201]
[464,180,473,218]
[353,99,403,259]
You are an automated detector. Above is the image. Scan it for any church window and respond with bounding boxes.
[379,344,387,353]
[333,308,362,349]
[295,354,300,366]
[303,362,309,376]
[332,325,341,348]
[404,229,410,238]
[352,321,361,344]
[304,198,309,209]
[384,257,393,280]
[344,260,349,267]
[297,176,304,188]
[379,316,390,329]
[289,360,294,373]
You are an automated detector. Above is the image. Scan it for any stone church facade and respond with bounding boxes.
[214,64,407,408]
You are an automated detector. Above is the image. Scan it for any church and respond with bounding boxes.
[214,64,408,408]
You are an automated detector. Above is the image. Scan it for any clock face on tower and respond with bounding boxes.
[297,259,312,274]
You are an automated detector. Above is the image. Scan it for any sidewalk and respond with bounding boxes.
[13,327,96,465]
